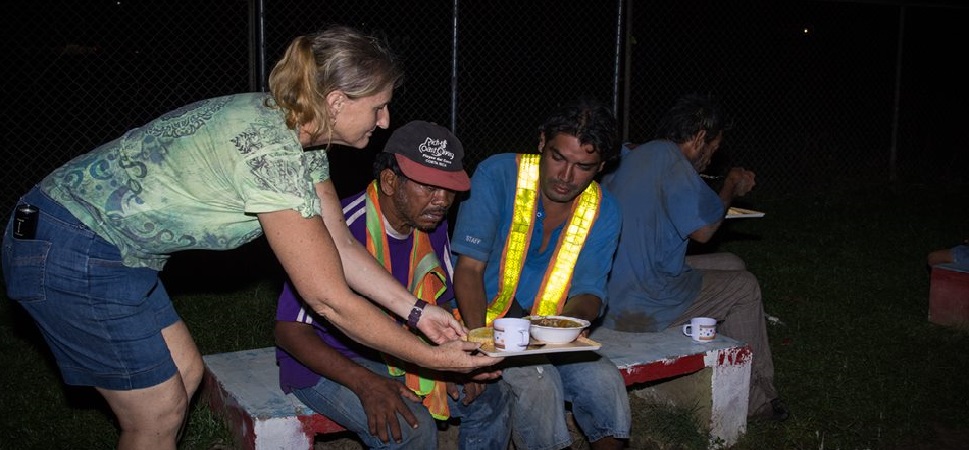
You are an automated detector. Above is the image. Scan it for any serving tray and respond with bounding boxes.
[476,336,602,357]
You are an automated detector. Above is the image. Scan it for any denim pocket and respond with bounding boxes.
[2,236,52,303]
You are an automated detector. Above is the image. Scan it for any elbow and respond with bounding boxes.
[690,230,713,244]
[309,300,337,319]
[274,321,299,353]
[692,233,713,244]
[297,291,340,320]
[291,280,352,319]
[690,223,719,244]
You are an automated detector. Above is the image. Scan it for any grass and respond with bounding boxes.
[2,182,968,449]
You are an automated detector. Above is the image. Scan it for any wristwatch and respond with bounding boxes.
[407,299,428,329]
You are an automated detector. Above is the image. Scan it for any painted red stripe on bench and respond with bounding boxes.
[717,345,753,367]
[616,344,752,385]
[297,413,346,434]
[620,353,705,385]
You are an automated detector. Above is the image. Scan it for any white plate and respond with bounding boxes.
[726,206,765,219]
[476,336,601,357]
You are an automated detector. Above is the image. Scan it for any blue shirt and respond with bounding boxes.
[942,244,969,272]
[450,153,621,315]
[600,141,724,331]
[275,189,456,393]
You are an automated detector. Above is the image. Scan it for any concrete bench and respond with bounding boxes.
[590,327,751,447]
[928,263,969,328]
[201,327,751,450]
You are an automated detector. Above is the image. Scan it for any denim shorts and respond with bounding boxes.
[2,186,179,390]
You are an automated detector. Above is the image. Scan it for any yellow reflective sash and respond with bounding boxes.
[363,181,450,420]
[485,154,602,324]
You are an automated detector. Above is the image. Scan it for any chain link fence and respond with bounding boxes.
[5,0,967,214]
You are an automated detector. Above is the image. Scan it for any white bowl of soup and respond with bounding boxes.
[525,315,590,344]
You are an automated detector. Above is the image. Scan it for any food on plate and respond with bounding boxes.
[466,320,604,355]
[725,207,765,218]
[466,326,494,344]
[528,317,584,328]
[526,315,591,344]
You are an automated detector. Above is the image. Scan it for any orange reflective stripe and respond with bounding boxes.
[364,181,450,419]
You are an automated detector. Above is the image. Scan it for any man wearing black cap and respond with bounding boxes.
[274,121,511,449]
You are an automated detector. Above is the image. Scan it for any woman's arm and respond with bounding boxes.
[258,208,500,372]
[314,180,466,343]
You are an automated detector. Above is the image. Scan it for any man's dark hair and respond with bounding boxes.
[373,152,405,186]
[539,97,620,164]
[655,93,734,144]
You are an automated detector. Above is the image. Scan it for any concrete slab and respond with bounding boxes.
[591,327,752,448]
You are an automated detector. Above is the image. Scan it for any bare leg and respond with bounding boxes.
[96,320,203,450]
[98,373,187,450]
[163,320,204,401]
[163,320,204,440]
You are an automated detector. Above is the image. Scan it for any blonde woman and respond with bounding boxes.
[1,26,500,449]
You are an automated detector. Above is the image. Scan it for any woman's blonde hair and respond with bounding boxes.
[268,25,403,143]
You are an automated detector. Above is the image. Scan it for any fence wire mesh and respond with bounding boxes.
[4,0,967,214]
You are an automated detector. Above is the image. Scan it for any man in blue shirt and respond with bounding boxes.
[601,93,788,422]
[451,99,631,450]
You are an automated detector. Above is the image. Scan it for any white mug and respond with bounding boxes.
[493,318,530,351]
[682,317,717,343]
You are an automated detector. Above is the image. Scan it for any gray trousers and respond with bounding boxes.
[673,252,778,416]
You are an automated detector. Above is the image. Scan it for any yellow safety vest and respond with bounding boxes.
[485,153,601,324]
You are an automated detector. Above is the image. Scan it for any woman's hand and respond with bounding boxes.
[422,340,504,373]
[416,304,468,344]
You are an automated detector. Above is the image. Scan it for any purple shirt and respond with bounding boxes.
[275,189,456,393]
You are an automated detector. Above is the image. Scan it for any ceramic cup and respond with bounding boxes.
[493,317,530,351]
[682,317,717,343]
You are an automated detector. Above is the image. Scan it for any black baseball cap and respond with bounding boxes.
[383,121,471,191]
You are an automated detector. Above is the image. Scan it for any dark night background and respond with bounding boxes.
[4,0,968,207]
[1,2,968,448]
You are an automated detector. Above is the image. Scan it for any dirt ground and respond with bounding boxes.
[889,423,969,450]
[310,405,969,450]
[312,424,467,450]
[313,413,593,449]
